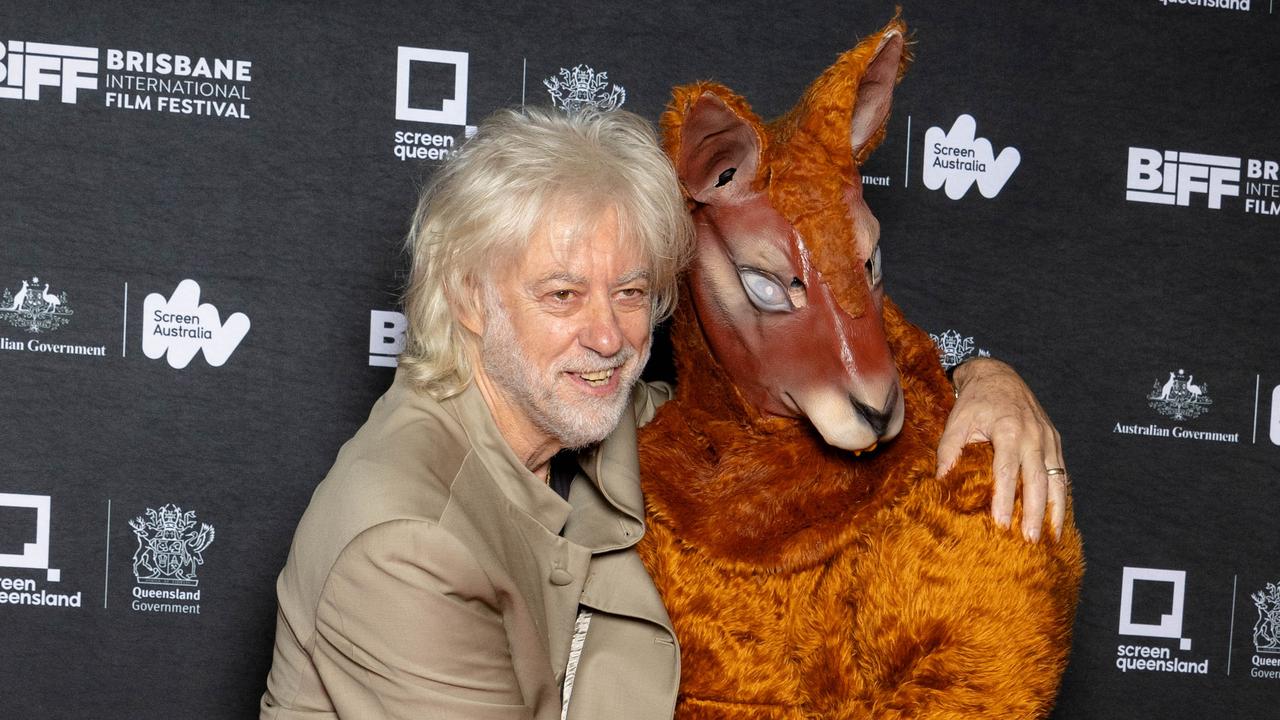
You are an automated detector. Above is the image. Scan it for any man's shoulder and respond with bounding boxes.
[308,380,471,533]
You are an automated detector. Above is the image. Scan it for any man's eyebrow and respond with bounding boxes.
[530,271,587,288]
[615,269,651,285]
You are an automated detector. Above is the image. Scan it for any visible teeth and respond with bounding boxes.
[578,368,614,386]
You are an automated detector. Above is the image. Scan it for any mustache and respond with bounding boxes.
[555,345,637,374]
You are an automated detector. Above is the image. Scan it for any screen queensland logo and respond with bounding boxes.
[922,114,1020,200]
[1116,566,1209,675]
[392,46,476,162]
[128,503,214,616]
[0,493,83,610]
[0,36,252,119]
[1126,147,1279,217]
[142,279,250,369]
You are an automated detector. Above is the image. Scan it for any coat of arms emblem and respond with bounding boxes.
[1,276,73,333]
[1148,369,1212,421]
[929,329,990,370]
[543,64,626,114]
[1254,582,1280,654]
[129,504,215,587]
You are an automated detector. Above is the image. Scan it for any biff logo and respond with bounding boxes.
[0,39,99,103]
[1126,147,1241,209]
[369,310,406,367]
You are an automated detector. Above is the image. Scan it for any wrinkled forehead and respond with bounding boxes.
[500,203,650,284]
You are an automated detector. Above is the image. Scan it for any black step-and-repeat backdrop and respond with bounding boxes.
[2,1,1277,717]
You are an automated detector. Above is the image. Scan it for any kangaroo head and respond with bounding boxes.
[662,17,909,453]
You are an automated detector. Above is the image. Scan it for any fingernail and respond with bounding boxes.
[1024,526,1041,542]
[995,512,1011,529]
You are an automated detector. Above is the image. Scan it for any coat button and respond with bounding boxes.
[549,568,573,586]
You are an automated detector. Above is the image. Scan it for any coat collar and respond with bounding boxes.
[430,371,646,545]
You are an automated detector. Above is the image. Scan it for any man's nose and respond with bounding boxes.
[578,297,624,357]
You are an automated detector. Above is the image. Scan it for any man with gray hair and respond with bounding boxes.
[260,107,1066,719]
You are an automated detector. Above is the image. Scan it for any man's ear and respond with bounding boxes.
[454,276,487,337]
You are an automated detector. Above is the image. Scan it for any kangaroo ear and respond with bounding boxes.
[787,17,909,168]
[848,29,905,161]
[663,87,763,206]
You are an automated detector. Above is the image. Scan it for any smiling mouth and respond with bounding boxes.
[576,368,615,387]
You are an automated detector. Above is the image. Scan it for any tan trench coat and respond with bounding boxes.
[260,369,679,719]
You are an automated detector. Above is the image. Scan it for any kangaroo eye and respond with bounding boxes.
[738,268,793,313]
[864,245,883,287]
[716,167,737,187]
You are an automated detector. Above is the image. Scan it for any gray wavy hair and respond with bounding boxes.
[399,106,693,399]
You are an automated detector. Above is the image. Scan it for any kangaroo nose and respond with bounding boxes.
[852,385,898,437]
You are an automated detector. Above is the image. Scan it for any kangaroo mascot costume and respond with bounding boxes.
[637,16,1084,719]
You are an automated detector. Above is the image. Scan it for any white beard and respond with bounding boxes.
[480,296,650,450]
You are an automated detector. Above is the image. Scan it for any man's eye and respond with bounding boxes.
[550,290,576,302]
[737,268,793,313]
[618,287,648,299]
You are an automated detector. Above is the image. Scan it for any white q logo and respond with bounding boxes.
[1118,566,1190,651]
[0,493,60,581]
[395,47,468,126]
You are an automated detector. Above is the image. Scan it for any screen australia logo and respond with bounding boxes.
[1114,368,1239,444]
[143,279,249,369]
[129,503,213,615]
[922,114,1020,199]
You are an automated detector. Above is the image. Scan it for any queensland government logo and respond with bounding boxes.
[0,493,83,609]
[1250,581,1280,679]
[928,329,991,370]
[129,503,214,615]
[544,64,625,114]
[922,114,1020,199]
[1,276,72,332]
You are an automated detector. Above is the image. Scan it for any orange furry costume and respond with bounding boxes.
[637,17,1084,719]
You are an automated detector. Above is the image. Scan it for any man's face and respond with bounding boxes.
[475,208,653,450]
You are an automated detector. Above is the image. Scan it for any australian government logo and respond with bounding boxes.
[393,46,476,162]
[544,65,625,114]
[1,38,252,119]
[129,504,214,615]
[0,493,83,610]
[1126,147,1278,217]
[1116,566,1209,675]
[928,329,991,371]
[1113,369,1239,443]
[1252,581,1280,679]
[0,276,107,358]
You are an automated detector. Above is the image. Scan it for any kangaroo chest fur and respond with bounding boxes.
[638,308,986,719]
